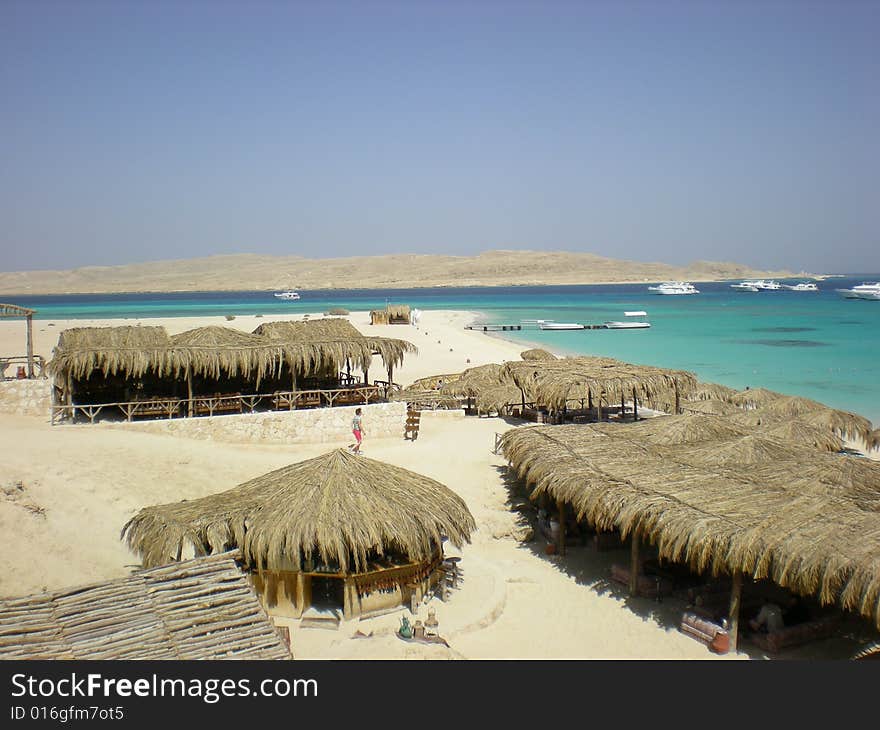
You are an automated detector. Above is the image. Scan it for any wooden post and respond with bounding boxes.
[66,371,73,407]
[633,387,639,421]
[728,572,743,653]
[597,395,603,422]
[290,368,297,409]
[346,358,351,381]
[556,499,566,556]
[587,388,593,410]
[186,370,193,417]
[629,531,640,597]
[364,366,369,385]
[674,382,681,415]
[342,577,355,620]
[26,313,34,378]
[520,388,526,411]
[621,393,625,420]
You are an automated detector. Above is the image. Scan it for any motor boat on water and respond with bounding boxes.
[539,322,585,330]
[274,290,301,300]
[751,279,783,291]
[604,311,651,329]
[783,282,819,292]
[836,282,880,300]
[647,282,699,295]
[730,281,760,292]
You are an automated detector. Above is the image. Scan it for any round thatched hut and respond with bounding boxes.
[122,449,476,620]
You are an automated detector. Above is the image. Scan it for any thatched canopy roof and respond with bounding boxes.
[606,413,751,445]
[47,326,173,379]
[501,356,697,410]
[755,420,844,453]
[386,304,411,318]
[123,449,476,574]
[520,348,557,361]
[0,552,290,660]
[500,424,880,627]
[680,398,741,417]
[726,387,786,408]
[689,381,738,401]
[441,363,507,397]
[870,430,880,452]
[49,321,417,381]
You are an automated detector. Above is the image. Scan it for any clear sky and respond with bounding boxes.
[2,0,878,273]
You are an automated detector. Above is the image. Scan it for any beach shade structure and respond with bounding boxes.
[726,387,786,409]
[501,356,698,415]
[122,449,476,620]
[755,420,845,453]
[688,381,738,402]
[680,398,741,417]
[759,396,873,443]
[369,304,411,325]
[520,348,557,361]
[0,303,38,378]
[615,413,752,446]
[663,434,814,469]
[0,552,291,660]
[870,430,880,452]
[499,424,880,651]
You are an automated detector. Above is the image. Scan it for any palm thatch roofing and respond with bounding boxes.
[599,413,752,445]
[122,449,476,574]
[520,348,557,361]
[755,420,844,453]
[500,424,880,628]
[0,303,36,318]
[870,430,880,452]
[441,363,507,398]
[48,321,417,381]
[689,381,738,401]
[680,398,741,417]
[501,356,698,411]
[0,552,291,660]
[753,397,873,443]
[726,387,786,408]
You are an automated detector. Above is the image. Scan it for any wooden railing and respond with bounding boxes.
[0,354,47,379]
[50,383,389,425]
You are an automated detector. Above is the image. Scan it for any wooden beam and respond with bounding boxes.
[186,371,193,417]
[25,314,34,378]
[674,381,681,415]
[728,572,742,653]
[633,387,639,421]
[629,532,640,597]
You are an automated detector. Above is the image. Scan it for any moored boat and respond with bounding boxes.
[274,290,301,300]
[647,282,699,295]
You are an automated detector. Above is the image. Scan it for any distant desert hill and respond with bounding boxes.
[0,250,797,295]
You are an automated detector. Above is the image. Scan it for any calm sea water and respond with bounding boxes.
[11,277,880,424]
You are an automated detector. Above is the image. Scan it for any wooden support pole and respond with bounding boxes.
[66,371,73,407]
[597,395,603,422]
[629,532,640,597]
[728,572,743,653]
[633,387,639,421]
[588,388,593,410]
[674,382,681,415]
[556,499,566,556]
[26,314,34,378]
[186,371,193,417]
[621,393,625,420]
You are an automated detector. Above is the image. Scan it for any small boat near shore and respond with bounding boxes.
[539,322,585,330]
[604,311,651,329]
[648,282,699,295]
[731,282,760,292]
[274,290,301,300]
[783,282,819,292]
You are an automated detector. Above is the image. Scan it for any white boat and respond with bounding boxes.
[539,322,585,330]
[605,311,651,329]
[836,282,880,300]
[783,282,819,292]
[730,282,760,292]
[752,279,783,291]
[273,290,301,300]
[647,282,699,295]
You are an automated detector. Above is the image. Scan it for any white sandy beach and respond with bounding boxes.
[0,310,873,659]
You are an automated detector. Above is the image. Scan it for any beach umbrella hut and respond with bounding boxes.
[755,420,845,453]
[869,429,880,452]
[760,397,873,443]
[727,387,786,409]
[499,424,880,651]
[664,434,812,469]
[520,348,557,361]
[0,303,37,378]
[618,413,751,446]
[689,381,738,402]
[369,304,411,325]
[123,449,475,620]
[680,398,741,417]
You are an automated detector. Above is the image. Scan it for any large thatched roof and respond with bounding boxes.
[501,356,697,410]
[726,387,786,408]
[689,381,738,401]
[0,552,291,660]
[500,424,880,627]
[870,429,880,452]
[123,449,476,574]
[520,348,557,361]
[680,398,741,417]
[48,321,417,381]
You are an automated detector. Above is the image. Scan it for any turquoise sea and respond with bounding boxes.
[11,277,880,425]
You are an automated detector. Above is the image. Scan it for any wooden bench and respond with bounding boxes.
[193,393,242,416]
[404,410,421,441]
[748,615,841,653]
[610,563,674,599]
[680,611,730,654]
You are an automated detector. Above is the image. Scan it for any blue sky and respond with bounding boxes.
[2,0,878,273]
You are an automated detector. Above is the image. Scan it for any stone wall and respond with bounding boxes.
[0,379,53,417]
[109,401,408,445]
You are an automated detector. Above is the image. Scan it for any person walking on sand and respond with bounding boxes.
[350,407,365,454]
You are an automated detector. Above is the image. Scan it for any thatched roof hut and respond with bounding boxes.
[680,398,741,417]
[501,356,697,411]
[253,318,362,341]
[0,552,291,660]
[755,420,844,453]
[757,396,873,443]
[689,381,738,402]
[48,325,173,379]
[726,387,786,408]
[500,424,880,630]
[520,348,557,361]
[869,429,880,452]
[608,413,751,445]
[123,449,475,574]
[370,304,411,325]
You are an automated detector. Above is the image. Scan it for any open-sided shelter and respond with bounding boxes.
[122,449,476,620]
[0,303,38,378]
